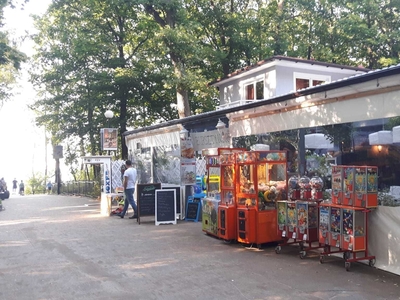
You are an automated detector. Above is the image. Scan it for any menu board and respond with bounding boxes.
[162,186,181,215]
[155,189,176,226]
[137,183,161,224]
[186,202,200,222]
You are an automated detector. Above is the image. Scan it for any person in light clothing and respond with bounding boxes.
[117,160,138,219]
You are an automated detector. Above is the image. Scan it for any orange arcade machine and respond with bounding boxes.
[236,151,287,248]
[217,148,244,242]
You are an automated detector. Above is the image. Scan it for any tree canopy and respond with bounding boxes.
[29,0,400,164]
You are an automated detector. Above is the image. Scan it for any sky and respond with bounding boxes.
[0,0,57,186]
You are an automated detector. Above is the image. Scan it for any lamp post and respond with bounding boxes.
[104,110,114,128]
[104,110,114,156]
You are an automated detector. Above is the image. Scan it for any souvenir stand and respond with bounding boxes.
[201,149,221,237]
[319,165,377,271]
[275,175,323,258]
[217,148,245,242]
[236,151,287,248]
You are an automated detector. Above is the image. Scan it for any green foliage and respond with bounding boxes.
[26,173,46,195]
[28,0,400,179]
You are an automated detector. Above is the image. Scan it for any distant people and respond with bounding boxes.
[19,180,25,195]
[0,178,6,192]
[12,178,18,194]
[46,181,53,194]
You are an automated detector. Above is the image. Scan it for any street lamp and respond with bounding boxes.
[104,110,114,128]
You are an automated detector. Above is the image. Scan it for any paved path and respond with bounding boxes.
[0,194,399,300]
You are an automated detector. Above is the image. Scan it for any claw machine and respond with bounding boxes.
[202,149,221,237]
[354,166,378,208]
[236,151,287,247]
[218,148,244,242]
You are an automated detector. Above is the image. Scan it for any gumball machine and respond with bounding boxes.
[310,176,324,201]
[299,175,311,200]
[288,175,300,200]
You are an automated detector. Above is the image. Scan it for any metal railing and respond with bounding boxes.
[57,181,98,197]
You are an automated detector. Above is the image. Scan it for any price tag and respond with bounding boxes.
[292,232,296,239]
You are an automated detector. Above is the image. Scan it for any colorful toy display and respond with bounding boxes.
[354,166,378,208]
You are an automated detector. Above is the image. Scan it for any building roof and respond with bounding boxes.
[123,63,400,137]
[209,55,369,86]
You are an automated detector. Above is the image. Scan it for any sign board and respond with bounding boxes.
[186,202,200,222]
[162,185,181,218]
[100,128,118,151]
[155,189,177,226]
[137,183,161,224]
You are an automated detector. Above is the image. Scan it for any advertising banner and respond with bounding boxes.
[101,128,118,151]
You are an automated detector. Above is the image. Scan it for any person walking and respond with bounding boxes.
[117,160,138,219]
[12,178,18,194]
[19,180,25,195]
[46,181,53,194]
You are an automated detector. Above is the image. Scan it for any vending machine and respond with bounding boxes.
[331,166,343,204]
[319,204,330,246]
[236,151,287,247]
[296,201,319,242]
[277,200,296,239]
[354,166,378,208]
[329,205,342,248]
[342,166,355,206]
[341,207,367,252]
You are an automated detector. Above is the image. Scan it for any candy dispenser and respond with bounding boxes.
[288,175,300,200]
[331,166,343,204]
[341,208,366,251]
[354,166,378,208]
[329,206,341,248]
[299,175,311,200]
[277,201,287,237]
[342,166,355,206]
[319,204,330,245]
[296,201,319,242]
[310,176,324,201]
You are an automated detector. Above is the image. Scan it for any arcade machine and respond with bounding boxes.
[202,149,221,237]
[218,148,244,242]
[236,151,287,248]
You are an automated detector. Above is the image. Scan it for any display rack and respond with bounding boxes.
[275,175,324,258]
[319,203,376,271]
[236,151,287,248]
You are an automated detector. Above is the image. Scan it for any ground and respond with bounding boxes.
[0,194,398,300]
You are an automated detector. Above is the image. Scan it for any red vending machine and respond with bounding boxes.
[319,204,330,246]
[329,205,342,248]
[276,201,296,239]
[331,166,343,204]
[236,151,287,248]
[218,148,244,242]
[354,166,378,208]
[342,166,355,206]
[342,207,366,252]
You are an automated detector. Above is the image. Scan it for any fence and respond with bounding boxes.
[57,181,97,197]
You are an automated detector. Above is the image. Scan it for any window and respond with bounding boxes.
[294,72,330,91]
[245,80,264,100]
